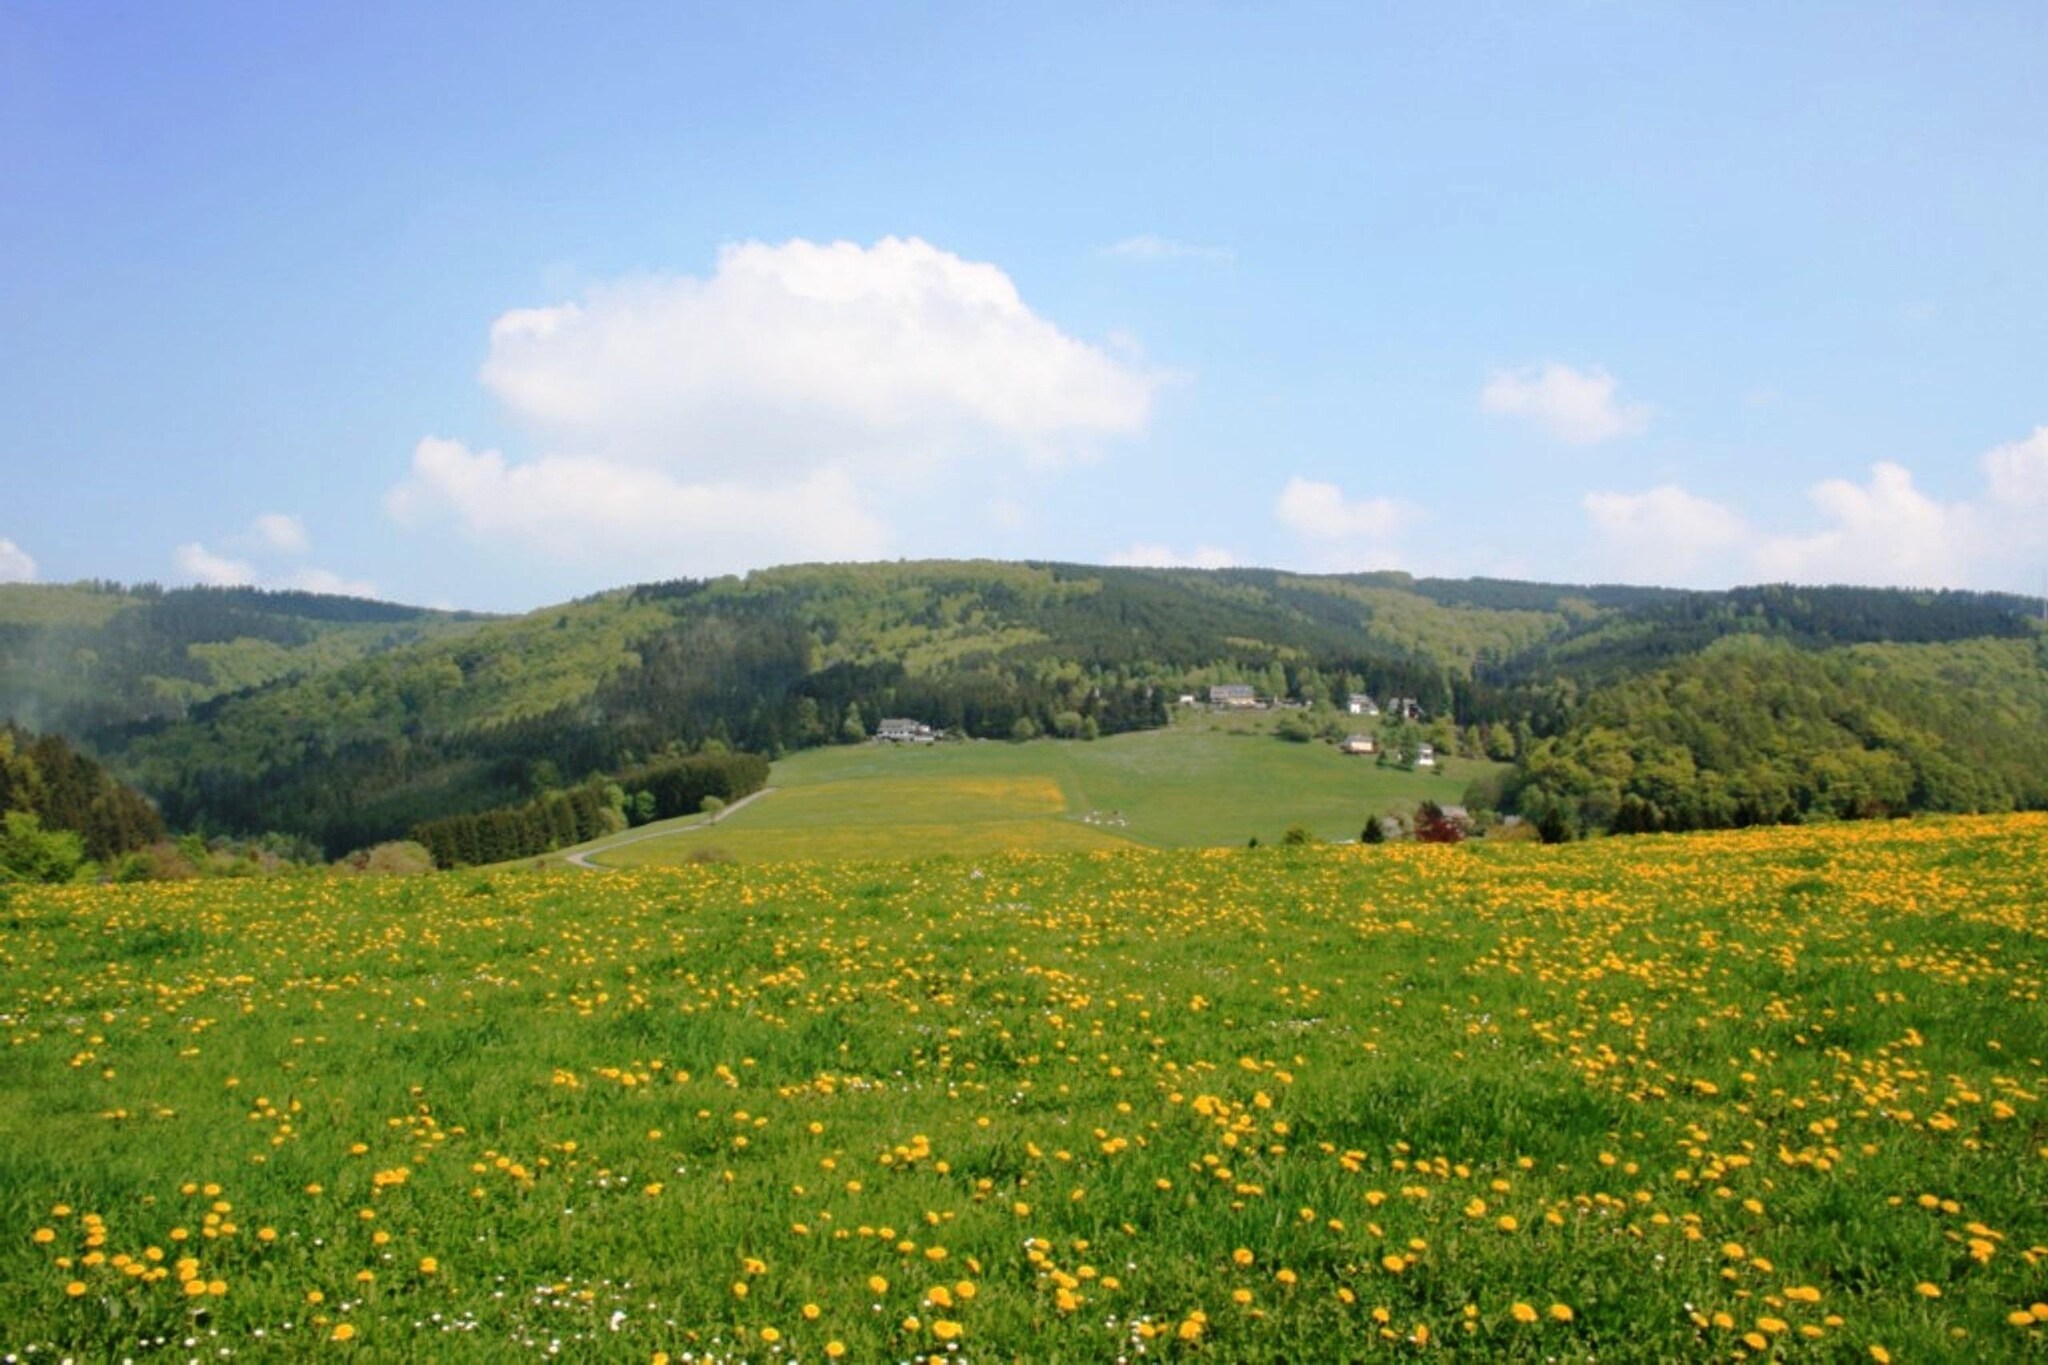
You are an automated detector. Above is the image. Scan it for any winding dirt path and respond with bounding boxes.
[562,787,776,869]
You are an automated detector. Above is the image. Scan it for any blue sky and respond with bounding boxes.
[4,2,2045,610]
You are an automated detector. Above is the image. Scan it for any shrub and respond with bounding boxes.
[0,812,87,884]
[347,841,437,876]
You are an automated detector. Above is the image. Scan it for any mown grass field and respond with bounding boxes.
[4,816,2046,1361]
[574,711,1495,867]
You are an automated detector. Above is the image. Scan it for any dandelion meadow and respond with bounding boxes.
[4,815,2045,1361]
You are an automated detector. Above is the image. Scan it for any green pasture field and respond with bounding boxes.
[3,814,2045,1360]
[573,709,1495,867]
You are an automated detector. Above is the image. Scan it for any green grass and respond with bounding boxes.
[2,815,2043,1360]
[572,710,1497,867]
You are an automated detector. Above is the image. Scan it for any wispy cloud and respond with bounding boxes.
[175,513,376,597]
[1273,477,1421,571]
[1101,233,1235,265]
[1482,362,1651,445]
[1275,478,1416,541]
[1107,542,1238,569]
[174,542,257,586]
[251,512,311,555]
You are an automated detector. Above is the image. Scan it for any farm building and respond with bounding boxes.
[1340,734,1379,755]
[876,718,939,744]
[1208,684,1258,708]
[1346,693,1379,716]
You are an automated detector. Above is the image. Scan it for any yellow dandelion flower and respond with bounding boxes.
[1511,1303,1538,1324]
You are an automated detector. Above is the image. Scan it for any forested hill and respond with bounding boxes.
[0,564,2039,854]
[0,581,493,736]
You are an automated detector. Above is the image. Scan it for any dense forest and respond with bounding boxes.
[1507,635,2048,834]
[1,565,2041,854]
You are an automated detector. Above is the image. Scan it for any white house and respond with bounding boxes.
[1340,734,1378,756]
[1209,684,1258,708]
[1413,742,1436,767]
[1346,693,1379,716]
[876,717,938,743]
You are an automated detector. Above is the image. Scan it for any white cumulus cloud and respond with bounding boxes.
[1753,462,1974,587]
[392,236,1160,575]
[1107,542,1239,569]
[1583,427,2048,590]
[480,235,1154,472]
[1482,362,1651,445]
[1982,424,2048,507]
[1100,234,1235,265]
[0,538,36,583]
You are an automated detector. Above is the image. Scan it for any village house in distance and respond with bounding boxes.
[1208,683,1259,708]
[875,717,940,744]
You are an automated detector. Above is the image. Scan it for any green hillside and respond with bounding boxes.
[69,563,1589,852]
[2,565,2041,855]
[569,709,1497,867]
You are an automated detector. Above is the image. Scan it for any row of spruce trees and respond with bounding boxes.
[410,751,770,868]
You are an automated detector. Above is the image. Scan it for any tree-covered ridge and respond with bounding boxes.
[1508,635,2048,834]
[1490,583,2041,688]
[0,582,493,736]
